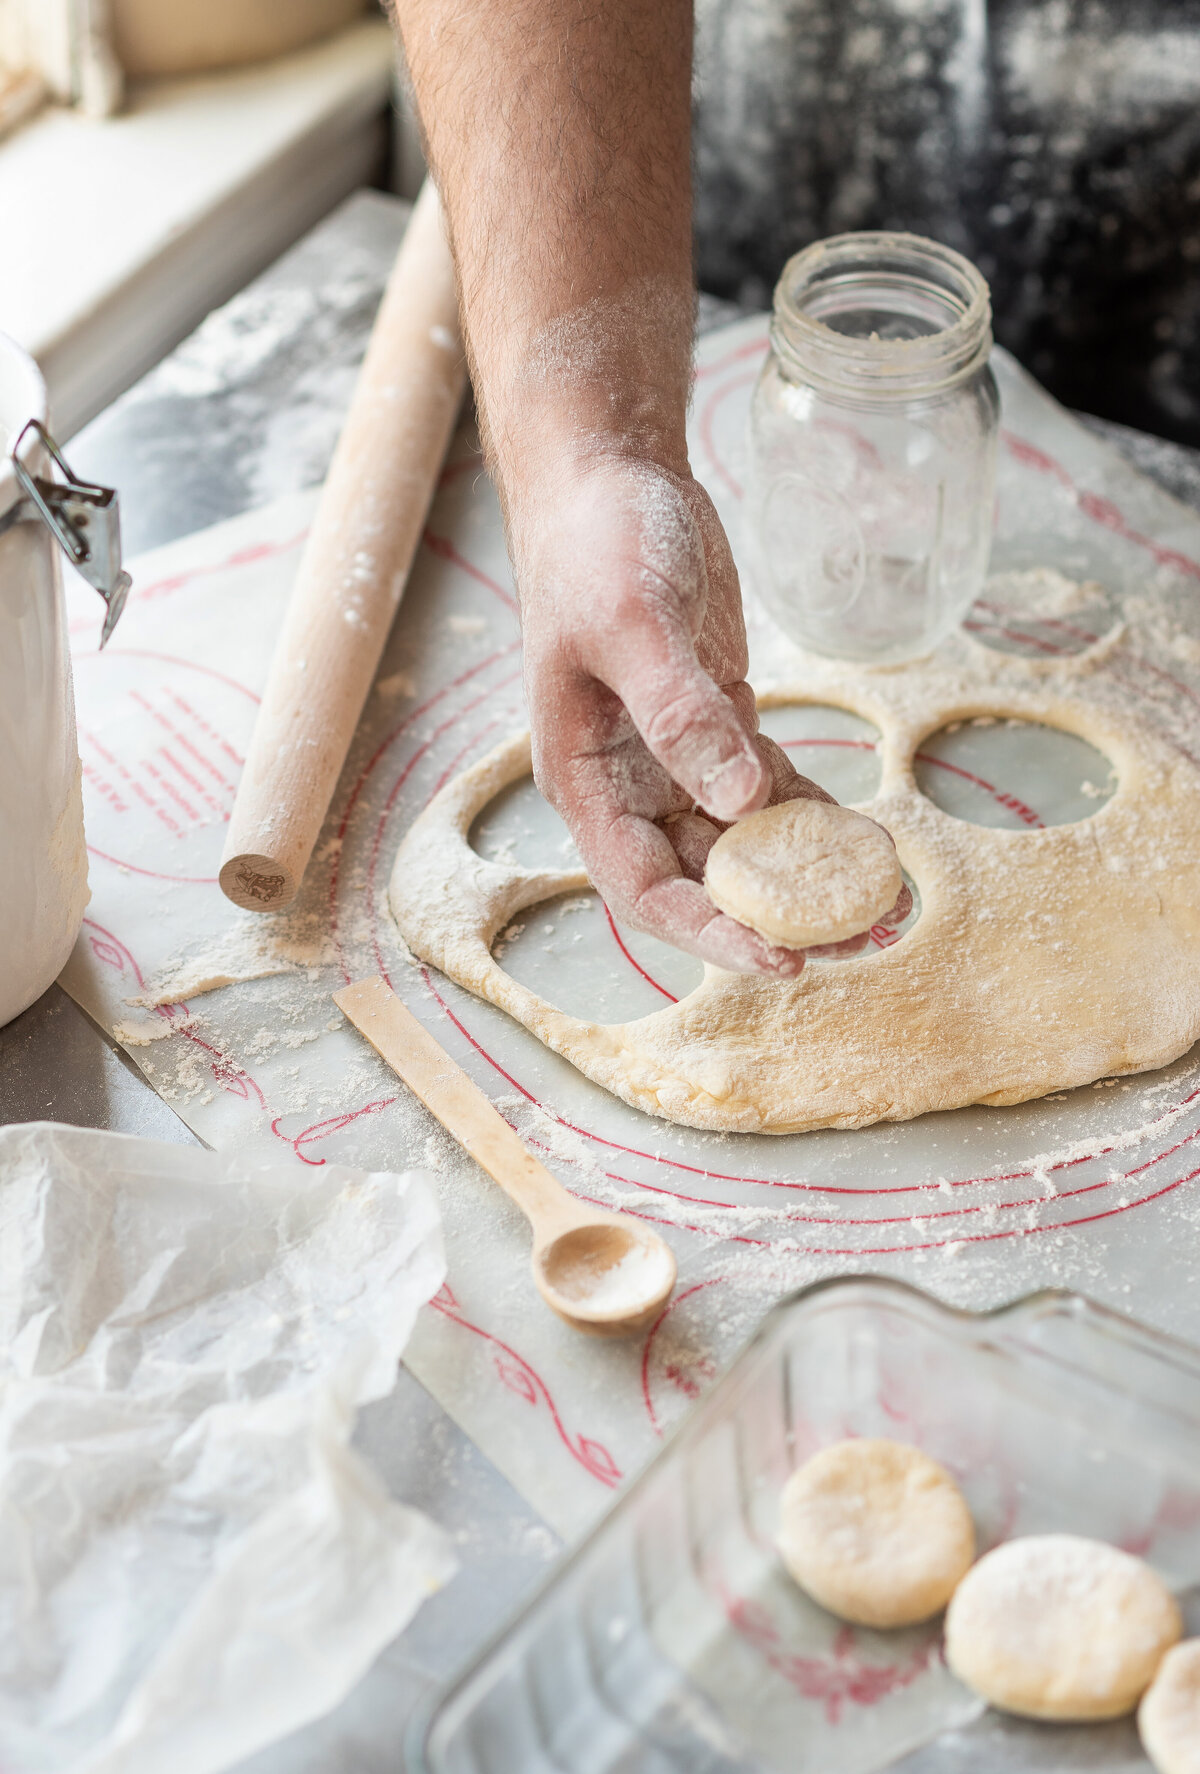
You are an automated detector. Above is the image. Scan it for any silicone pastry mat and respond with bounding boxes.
[61,318,1200,1537]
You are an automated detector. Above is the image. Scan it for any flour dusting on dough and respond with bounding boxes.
[389,573,1200,1136]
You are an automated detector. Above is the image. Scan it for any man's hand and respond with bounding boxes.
[389,0,907,971]
[511,449,909,972]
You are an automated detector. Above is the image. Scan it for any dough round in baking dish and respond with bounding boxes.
[703,798,902,949]
[777,1437,975,1628]
[1140,1638,1200,1774]
[945,1535,1182,1721]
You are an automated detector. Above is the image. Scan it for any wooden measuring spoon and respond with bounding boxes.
[334,976,677,1337]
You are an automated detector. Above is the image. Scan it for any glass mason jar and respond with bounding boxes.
[746,232,999,665]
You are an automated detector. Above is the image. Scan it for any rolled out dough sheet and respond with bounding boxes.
[390,668,1200,1136]
[60,321,1200,1536]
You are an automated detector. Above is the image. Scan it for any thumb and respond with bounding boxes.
[601,607,767,820]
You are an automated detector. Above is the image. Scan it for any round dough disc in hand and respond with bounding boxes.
[777,1438,975,1628]
[945,1535,1182,1722]
[1140,1639,1200,1774]
[703,799,902,949]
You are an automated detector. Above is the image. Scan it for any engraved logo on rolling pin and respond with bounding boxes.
[234,865,288,904]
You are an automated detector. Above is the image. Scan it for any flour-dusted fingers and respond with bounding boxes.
[803,931,873,958]
[531,693,803,974]
[757,732,838,806]
[593,809,807,975]
[620,872,809,976]
[601,621,768,823]
[664,754,909,950]
[881,880,914,926]
[664,810,723,881]
[565,781,804,974]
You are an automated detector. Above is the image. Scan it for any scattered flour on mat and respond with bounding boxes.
[564,1241,675,1312]
[128,912,338,1007]
[111,1014,192,1047]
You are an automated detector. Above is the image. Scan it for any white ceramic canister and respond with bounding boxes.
[0,335,95,1026]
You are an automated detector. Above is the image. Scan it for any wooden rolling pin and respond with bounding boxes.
[219,179,466,911]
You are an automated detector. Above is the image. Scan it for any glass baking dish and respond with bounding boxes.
[411,1278,1200,1774]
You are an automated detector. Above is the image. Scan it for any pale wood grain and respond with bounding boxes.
[220,178,466,911]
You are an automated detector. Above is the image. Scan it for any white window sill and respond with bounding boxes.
[0,16,397,438]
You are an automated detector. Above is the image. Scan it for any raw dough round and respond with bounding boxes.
[945,1535,1182,1721]
[777,1438,975,1628]
[1140,1639,1200,1774]
[703,799,902,948]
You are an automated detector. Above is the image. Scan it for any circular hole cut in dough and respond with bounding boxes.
[944,1534,1182,1723]
[704,800,902,949]
[1139,1638,1200,1774]
[914,717,1116,829]
[469,776,579,871]
[757,702,883,803]
[777,1438,975,1629]
[493,891,704,1021]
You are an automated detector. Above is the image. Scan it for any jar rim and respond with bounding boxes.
[771,231,993,400]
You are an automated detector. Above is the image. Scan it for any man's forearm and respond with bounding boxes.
[389,0,695,490]
[385,0,825,974]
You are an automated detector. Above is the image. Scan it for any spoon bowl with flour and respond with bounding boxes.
[535,1218,677,1336]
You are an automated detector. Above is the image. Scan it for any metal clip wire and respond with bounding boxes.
[9,419,131,647]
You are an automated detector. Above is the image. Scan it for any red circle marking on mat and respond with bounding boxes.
[73,650,258,882]
[326,642,521,980]
[67,530,310,637]
[698,369,759,500]
[85,846,220,886]
[405,949,1200,1250]
[641,1278,722,1435]
[601,903,679,1004]
[366,699,521,981]
[73,647,261,702]
[422,528,518,611]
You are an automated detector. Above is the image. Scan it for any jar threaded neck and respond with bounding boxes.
[770,232,993,402]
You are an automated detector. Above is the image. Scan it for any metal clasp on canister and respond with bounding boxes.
[4,419,130,646]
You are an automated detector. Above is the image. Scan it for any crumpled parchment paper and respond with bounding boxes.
[0,1121,455,1774]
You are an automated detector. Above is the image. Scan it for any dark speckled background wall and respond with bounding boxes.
[693,0,1200,446]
